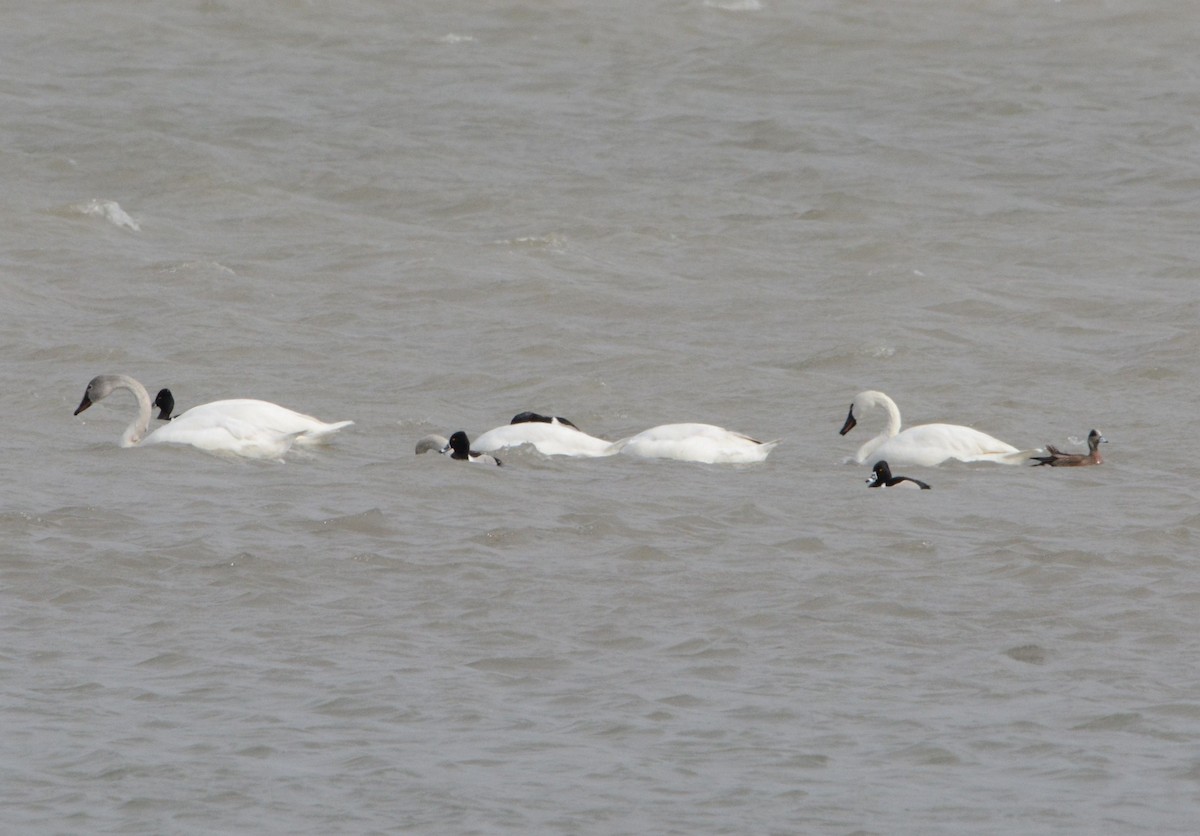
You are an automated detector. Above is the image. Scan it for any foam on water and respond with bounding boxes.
[70,198,140,231]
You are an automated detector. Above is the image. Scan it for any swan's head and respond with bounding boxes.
[74,375,119,415]
[839,403,857,436]
[841,391,896,436]
[153,388,175,421]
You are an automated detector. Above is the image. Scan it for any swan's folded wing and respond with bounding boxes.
[143,415,296,460]
[472,422,616,457]
[615,423,777,464]
[179,399,351,443]
[877,423,1023,466]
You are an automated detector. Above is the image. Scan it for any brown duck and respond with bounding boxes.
[1031,429,1106,467]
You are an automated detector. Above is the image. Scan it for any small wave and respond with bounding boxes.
[158,260,237,277]
[438,33,476,44]
[704,0,762,10]
[490,234,567,252]
[72,198,140,231]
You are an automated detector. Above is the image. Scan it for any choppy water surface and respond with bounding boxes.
[3,1,1200,833]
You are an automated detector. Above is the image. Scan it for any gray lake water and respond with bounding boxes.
[3,1,1200,833]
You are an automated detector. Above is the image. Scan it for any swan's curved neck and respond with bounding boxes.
[859,391,902,437]
[111,374,153,447]
[880,397,902,438]
[855,391,902,463]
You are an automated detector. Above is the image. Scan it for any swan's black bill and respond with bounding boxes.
[839,405,856,435]
[74,396,93,416]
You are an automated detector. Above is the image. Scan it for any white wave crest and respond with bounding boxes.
[73,198,140,231]
[704,0,762,10]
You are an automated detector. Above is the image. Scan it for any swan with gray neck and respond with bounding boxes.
[74,374,352,460]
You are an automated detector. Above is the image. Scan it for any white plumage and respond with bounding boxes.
[74,374,352,461]
[839,390,1032,467]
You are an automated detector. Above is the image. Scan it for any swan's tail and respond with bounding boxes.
[994,447,1045,464]
[293,420,354,446]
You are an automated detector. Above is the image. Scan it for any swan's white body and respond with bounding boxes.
[840,390,1031,467]
[74,374,352,460]
[613,423,778,464]
[471,422,617,457]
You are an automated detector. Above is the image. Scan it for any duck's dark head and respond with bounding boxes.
[446,431,472,459]
[153,388,175,421]
[867,460,893,486]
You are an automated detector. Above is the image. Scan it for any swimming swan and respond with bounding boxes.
[866,460,931,489]
[612,423,779,464]
[74,374,352,459]
[839,390,1033,467]
[145,385,352,447]
[472,411,617,457]
[444,431,502,465]
[1031,429,1106,467]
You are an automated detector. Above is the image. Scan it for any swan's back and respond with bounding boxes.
[472,422,616,457]
[615,423,778,464]
[175,399,353,445]
[872,422,1022,467]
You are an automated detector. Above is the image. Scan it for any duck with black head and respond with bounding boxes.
[153,388,175,420]
[1031,429,1106,467]
[866,460,931,489]
[443,431,502,466]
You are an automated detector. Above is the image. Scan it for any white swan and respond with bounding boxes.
[472,412,617,458]
[145,385,352,447]
[74,374,353,460]
[839,390,1033,467]
[612,422,779,464]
